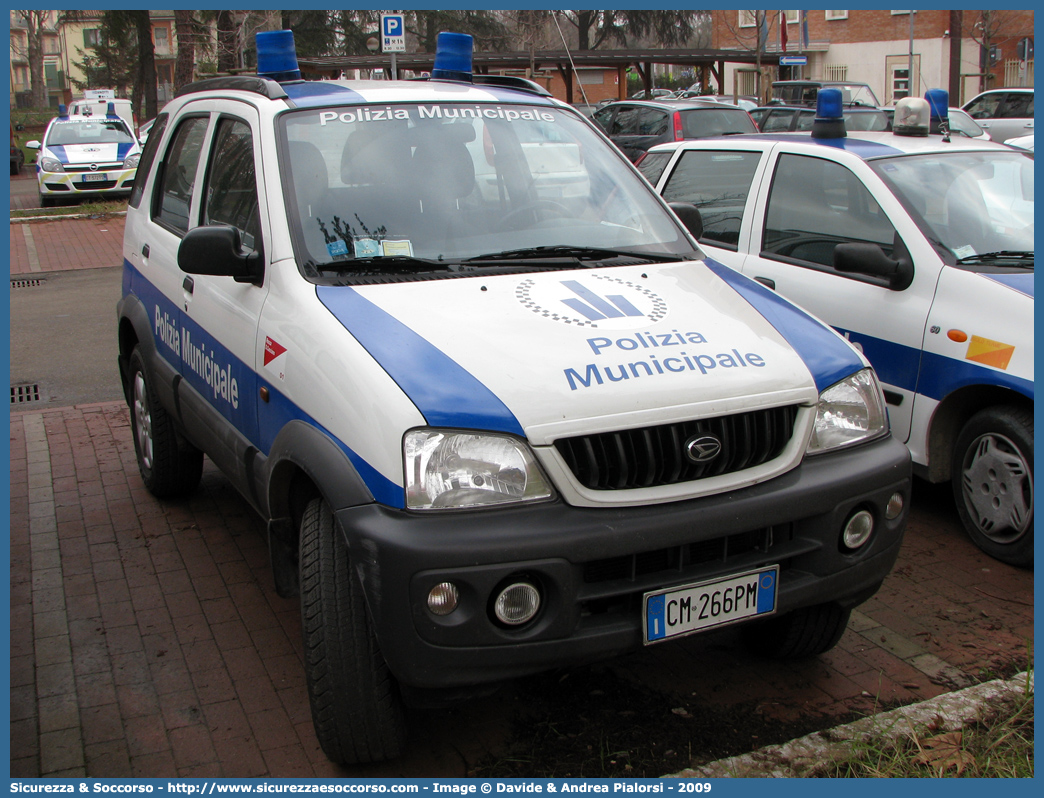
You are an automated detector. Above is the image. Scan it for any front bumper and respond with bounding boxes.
[336,434,911,690]
[38,167,136,197]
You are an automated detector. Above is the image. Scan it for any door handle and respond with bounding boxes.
[182,276,194,294]
[755,276,776,290]
[141,244,150,258]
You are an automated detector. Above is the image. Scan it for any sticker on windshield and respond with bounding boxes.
[354,238,380,258]
[326,240,349,258]
[953,245,976,259]
[381,239,414,257]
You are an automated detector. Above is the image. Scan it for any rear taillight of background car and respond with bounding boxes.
[673,111,684,141]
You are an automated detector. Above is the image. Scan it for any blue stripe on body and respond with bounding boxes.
[832,327,920,393]
[981,272,1034,298]
[124,262,404,508]
[316,286,525,437]
[916,350,1033,402]
[49,145,68,163]
[702,259,866,392]
[724,133,903,158]
[117,142,133,161]
[283,82,366,106]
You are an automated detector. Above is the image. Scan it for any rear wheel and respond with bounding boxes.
[128,346,203,498]
[742,602,851,660]
[300,497,406,764]
[951,406,1033,568]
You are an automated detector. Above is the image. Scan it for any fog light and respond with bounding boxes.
[842,509,874,551]
[427,582,459,616]
[494,582,541,625]
[885,492,904,520]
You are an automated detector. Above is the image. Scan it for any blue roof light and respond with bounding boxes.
[811,88,846,139]
[106,101,117,118]
[58,104,68,119]
[816,88,844,120]
[925,88,948,120]
[256,30,301,82]
[431,32,474,83]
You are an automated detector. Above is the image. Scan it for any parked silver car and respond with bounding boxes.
[962,88,1033,143]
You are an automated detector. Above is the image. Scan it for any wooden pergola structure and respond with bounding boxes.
[296,48,764,103]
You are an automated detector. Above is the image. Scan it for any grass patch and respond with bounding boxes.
[822,686,1034,778]
[11,199,128,219]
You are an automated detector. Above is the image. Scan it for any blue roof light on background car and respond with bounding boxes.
[811,88,846,139]
[430,31,474,83]
[57,104,68,119]
[256,29,302,82]
[924,88,949,134]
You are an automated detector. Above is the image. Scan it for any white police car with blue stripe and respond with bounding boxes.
[117,31,911,765]
[26,102,140,207]
[643,88,1033,569]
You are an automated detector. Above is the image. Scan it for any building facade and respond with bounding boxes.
[711,9,1034,106]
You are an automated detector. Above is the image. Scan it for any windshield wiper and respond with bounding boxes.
[317,256,453,273]
[956,251,1034,266]
[463,246,687,264]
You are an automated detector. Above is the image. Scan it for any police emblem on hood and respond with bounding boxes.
[516,273,667,329]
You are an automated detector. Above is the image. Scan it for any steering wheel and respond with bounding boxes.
[498,199,571,230]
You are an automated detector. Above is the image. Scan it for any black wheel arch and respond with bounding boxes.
[264,420,376,597]
[925,384,1032,484]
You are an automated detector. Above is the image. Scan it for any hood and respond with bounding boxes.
[317,261,865,444]
[45,141,135,165]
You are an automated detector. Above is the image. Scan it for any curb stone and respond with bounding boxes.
[666,670,1034,778]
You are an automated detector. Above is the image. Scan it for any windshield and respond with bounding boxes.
[871,150,1034,263]
[46,119,134,146]
[280,102,697,272]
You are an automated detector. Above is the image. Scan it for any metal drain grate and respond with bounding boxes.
[11,383,42,405]
[11,278,45,289]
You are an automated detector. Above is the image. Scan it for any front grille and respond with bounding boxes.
[64,164,122,173]
[554,405,798,491]
[583,525,789,584]
[74,180,118,190]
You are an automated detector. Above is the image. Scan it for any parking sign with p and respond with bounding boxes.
[381,14,406,52]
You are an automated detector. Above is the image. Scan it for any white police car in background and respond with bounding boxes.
[644,89,1033,567]
[26,103,141,206]
[117,31,911,764]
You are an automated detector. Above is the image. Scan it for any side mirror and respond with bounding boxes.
[668,202,704,240]
[25,140,41,150]
[178,225,262,285]
[834,242,913,290]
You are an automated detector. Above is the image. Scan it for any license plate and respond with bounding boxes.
[81,173,108,182]
[644,566,778,644]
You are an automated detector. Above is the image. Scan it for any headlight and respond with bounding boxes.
[39,157,65,173]
[404,429,553,510]
[124,154,140,169]
[806,368,888,455]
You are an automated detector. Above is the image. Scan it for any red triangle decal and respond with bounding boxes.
[264,337,287,366]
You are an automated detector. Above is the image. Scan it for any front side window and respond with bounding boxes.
[661,150,762,247]
[965,93,1002,120]
[203,117,260,251]
[871,150,1034,262]
[762,110,796,132]
[679,108,757,137]
[154,116,208,235]
[763,153,897,269]
[280,103,698,275]
[129,113,168,208]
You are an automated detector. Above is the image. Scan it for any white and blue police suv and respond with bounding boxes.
[26,103,140,207]
[642,89,1034,569]
[117,32,911,764]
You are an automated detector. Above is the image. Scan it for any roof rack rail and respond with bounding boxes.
[472,74,552,97]
[175,76,289,101]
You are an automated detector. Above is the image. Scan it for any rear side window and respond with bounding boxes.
[661,150,762,248]
[202,117,260,251]
[761,110,796,132]
[154,116,209,235]
[680,109,756,138]
[763,153,897,269]
[636,151,672,184]
[128,113,168,209]
[612,106,642,135]
[638,109,669,136]
[1000,92,1033,118]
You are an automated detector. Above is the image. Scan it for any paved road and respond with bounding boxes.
[8,213,1035,778]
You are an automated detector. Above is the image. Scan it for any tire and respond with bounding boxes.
[300,497,406,765]
[742,602,851,660]
[127,346,203,498]
[40,194,55,208]
[951,406,1033,568]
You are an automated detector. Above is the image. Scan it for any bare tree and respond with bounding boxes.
[14,9,53,108]
[965,11,1022,91]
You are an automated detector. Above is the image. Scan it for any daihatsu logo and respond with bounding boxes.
[685,435,722,463]
[516,274,667,329]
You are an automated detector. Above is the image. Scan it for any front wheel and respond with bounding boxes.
[300,497,406,765]
[742,602,851,660]
[128,346,203,498]
[951,406,1033,568]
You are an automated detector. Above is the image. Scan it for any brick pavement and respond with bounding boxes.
[9,403,1034,778]
[9,215,125,276]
